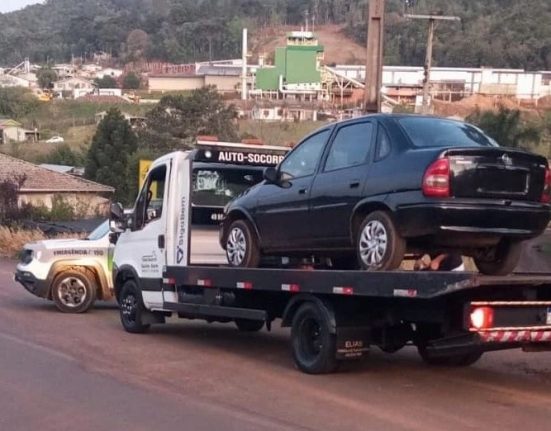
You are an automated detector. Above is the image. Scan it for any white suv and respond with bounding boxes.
[15,220,114,313]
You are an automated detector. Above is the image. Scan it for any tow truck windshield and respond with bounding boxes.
[192,166,264,208]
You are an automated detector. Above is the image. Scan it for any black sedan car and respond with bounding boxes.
[220,115,551,274]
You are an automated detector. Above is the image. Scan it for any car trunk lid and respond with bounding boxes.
[445,148,547,201]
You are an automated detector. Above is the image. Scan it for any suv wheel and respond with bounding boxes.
[474,240,522,275]
[51,268,96,313]
[225,219,260,268]
[356,211,405,271]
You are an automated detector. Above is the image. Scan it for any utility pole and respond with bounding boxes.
[364,0,385,114]
[405,14,460,114]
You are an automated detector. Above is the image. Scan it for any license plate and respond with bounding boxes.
[547,308,551,325]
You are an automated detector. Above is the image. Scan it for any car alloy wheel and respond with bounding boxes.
[359,220,388,268]
[56,276,88,309]
[227,227,247,266]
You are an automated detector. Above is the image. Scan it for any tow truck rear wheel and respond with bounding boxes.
[119,280,150,334]
[417,346,483,367]
[51,268,96,313]
[235,319,264,332]
[291,302,338,374]
[225,219,261,268]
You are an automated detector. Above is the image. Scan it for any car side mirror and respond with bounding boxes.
[108,232,119,244]
[110,202,127,233]
[263,167,279,184]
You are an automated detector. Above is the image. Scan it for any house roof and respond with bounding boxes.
[0,153,114,194]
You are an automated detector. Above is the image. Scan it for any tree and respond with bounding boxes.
[94,75,118,89]
[85,108,138,204]
[139,86,239,153]
[122,72,141,89]
[125,29,151,62]
[0,88,40,119]
[37,66,58,89]
[467,106,542,150]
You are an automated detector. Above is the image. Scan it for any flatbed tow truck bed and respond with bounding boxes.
[112,146,551,374]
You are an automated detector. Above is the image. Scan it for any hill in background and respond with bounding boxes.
[1,0,551,70]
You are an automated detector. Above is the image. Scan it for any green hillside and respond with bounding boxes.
[0,0,550,69]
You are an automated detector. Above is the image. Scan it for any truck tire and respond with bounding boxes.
[291,302,338,374]
[225,219,261,268]
[119,280,150,334]
[356,211,406,271]
[51,268,96,313]
[235,319,264,332]
[474,240,522,275]
[417,346,483,367]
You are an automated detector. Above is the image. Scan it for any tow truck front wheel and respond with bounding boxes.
[119,280,150,334]
[51,269,96,313]
[225,219,260,268]
[291,302,338,374]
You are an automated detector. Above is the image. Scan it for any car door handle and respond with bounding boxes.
[158,234,165,249]
[349,182,360,189]
[298,188,307,195]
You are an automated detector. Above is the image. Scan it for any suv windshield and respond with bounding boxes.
[87,220,109,240]
[192,167,264,207]
[398,117,498,148]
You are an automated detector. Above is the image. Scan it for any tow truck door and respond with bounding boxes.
[125,161,170,295]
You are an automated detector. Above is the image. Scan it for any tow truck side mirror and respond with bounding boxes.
[110,202,127,233]
[110,202,124,221]
[263,167,279,184]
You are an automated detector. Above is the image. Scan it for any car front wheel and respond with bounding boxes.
[356,211,406,271]
[51,268,96,313]
[225,219,261,268]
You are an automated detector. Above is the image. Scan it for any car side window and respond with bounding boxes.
[279,130,329,179]
[324,122,373,172]
[134,165,167,230]
[375,125,391,161]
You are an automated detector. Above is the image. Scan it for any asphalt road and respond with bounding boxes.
[2,259,551,431]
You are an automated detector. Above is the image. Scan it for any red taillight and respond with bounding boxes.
[470,307,494,331]
[422,158,450,197]
[541,168,551,203]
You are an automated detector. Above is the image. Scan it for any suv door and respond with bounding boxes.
[309,121,375,247]
[255,129,330,250]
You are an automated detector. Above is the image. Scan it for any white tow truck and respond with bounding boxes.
[110,141,551,374]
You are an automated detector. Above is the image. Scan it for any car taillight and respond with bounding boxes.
[470,307,494,330]
[541,168,551,203]
[422,158,450,197]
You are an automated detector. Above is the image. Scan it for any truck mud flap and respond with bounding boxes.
[336,327,370,360]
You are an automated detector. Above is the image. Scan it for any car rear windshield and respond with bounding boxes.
[398,117,498,148]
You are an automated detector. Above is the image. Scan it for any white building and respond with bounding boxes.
[333,65,551,100]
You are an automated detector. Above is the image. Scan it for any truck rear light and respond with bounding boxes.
[422,158,450,197]
[470,307,494,330]
[541,168,551,203]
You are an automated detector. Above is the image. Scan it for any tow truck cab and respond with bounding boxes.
[111,141,551,374]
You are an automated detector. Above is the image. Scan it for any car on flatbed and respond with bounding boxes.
[15,220,113,313]
[221,115,551,274]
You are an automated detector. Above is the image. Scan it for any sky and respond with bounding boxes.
[0,0,44,13]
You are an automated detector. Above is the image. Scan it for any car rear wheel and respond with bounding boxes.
[356,211,406,271]
[225,219,261,268]
[51,268,96,313]
[473,240,522,275]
